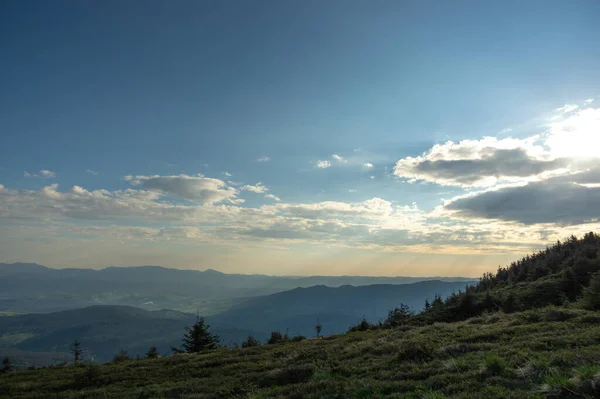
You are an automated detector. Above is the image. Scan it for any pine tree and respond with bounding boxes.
[241,335,260,348]
[112,349,129,363]
[1,356,13,373]
[384,303,414,327]
[70,340,83,364]
[145,346,159,359]
[267,331,284,344]
[315,320,323,337]
[582,271,600,310]
[174,315,220,353]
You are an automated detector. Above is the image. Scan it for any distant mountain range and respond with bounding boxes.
[0,263,474,314]
[210,280,474,337]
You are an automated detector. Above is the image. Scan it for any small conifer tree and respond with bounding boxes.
[70,340,83,364]
[145,346,159,359]
[173,315,220,353]
[1,356,13,373]
[241,335,260,348]
[582,271,600,310]
[315,320,323,337]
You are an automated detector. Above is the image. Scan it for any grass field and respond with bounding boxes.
[2,306,600,398]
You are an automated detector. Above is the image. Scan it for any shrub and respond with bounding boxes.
[397,340,436,362]
[241,335,261,348]
[544,308,577,322]
[481,354,507,376]
[259,364,315,387]
[73,365,101,388]
[145,346,159,359]
[112,349,129,363]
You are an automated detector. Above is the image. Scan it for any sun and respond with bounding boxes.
[546,108,600,159]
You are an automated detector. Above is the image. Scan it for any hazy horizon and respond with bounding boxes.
[1,1,599,277]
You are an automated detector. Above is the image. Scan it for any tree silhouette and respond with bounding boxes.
[145,346,159,359]
[315,320,323,337]
[267,331,284,344]
[384,303,414,327]
[112,349,129,363]
[70,340,84,364]
[241,335,260,348]
[582,271,600,310]
[173,315,220,353]
[1,356,13,373]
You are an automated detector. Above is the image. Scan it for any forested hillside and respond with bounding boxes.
[414,232,600,324]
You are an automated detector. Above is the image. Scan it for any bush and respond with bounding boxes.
[544,308,577,322]
[241,335,261,348]
[259,364,315,387]
[397,340,436,362]
[481,354,507,376]
[112,349,129,363]
[145,347,160,359]
[267,331,288,345]
[73,365,101,388]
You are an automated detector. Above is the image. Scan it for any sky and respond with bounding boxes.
[1,0,600,277]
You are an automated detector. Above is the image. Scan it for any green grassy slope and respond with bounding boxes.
[2,306,600,399]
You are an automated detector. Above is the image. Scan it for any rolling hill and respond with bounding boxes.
[209,280,473,337]
[0,263,473,314]
[0,306,259,363]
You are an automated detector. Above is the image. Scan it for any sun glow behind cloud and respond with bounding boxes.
[2,103,600,276]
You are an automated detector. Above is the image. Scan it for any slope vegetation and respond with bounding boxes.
[1,307,600,398]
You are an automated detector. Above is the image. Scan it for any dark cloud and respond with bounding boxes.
[445,171,600,225]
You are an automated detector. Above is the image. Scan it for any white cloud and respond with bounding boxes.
[363,162,374,168]
[24,169,56,178]
[555,104,579,114]
[86,169,99,175]
[264,193,281,201]
[125,174,238,204]
[316,160,331,169]
[242,182,268,194]
[257,156,270,162]
[370,176,375,179]
[393,136,570,188]
[584,99,594,104]
[332,154,347,162]
[223,172,232,177]
[348,189,357,193]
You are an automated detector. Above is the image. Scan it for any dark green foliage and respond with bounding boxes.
[70,340,83,364]
[259,364,315,387]
[241,335,261,348]
[145,346,159,359]
[112,349,129,363]
[1,357,13,373]
[416,232,600,325]
[384,303,414,327]
[481,354,507,376]
[582,271,600,310]
[174,315,220,353]
[72,365,101,388]
[348,317,372,332]
[267,331,286,344]
[315,320,323,337]
[290,334,306,342]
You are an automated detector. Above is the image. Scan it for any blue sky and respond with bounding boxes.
[1,0,600,276]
